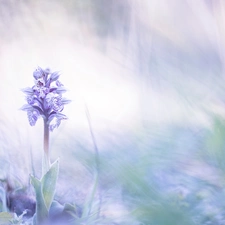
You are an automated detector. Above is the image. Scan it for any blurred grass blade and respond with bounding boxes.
[81,173,98,219]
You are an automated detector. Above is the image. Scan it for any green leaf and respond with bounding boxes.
[31,159,59,225]
[41,159,59,210]
[30,175,48,224]
[63,203,78,218]
[0,212,14,225]
[63,203,77,213]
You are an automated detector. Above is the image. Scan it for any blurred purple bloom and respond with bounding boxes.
[21,67,70,131]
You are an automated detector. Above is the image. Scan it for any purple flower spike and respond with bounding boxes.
[21,67,70,131]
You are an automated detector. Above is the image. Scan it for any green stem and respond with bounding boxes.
[42,119,50,176]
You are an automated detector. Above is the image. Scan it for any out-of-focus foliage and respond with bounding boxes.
[204,115,225,171]
[67,122,225,224]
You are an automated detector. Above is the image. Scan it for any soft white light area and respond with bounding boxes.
[77,80,138,123]
[0,0,222,145]
[56,44,140,131]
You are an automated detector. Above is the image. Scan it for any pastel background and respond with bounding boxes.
[0,1,225,224]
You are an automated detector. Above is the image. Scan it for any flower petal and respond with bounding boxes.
[33,67,45,80]
[50,72,60,82]
[49,117,61,131]
[62,99,71,105]
[20,104,33,111]
[21,87,34,95]
[48,113,67,131]
[54,87,67,94]
[27,110,40,126]
[22,67,70,129]
[45,93,63,112]
[56,80,63,87]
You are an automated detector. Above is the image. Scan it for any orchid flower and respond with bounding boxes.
[21,67,70,173]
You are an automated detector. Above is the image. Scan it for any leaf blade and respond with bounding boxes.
[30,175,48,224]
[41,159,59,210]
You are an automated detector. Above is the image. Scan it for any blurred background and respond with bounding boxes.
[1,0,225,224]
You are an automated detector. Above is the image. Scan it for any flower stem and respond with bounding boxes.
[42,118,50,176]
